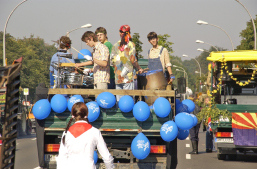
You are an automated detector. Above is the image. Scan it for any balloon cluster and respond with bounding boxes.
[32,92,117,122]
[160,99,198,142]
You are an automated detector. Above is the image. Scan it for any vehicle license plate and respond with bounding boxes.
[45,154,58,162]
[215,138,234,143]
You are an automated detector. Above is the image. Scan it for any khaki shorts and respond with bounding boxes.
[94,82,108,89]
[94,82,108,98]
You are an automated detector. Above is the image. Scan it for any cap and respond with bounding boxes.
[119,25,130,32]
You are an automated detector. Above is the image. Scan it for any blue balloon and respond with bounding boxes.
[68,95,84,112]
[78,49,92,59]
[176,99,181,106]
[32,99,51,120]
[97,92,116,109]
[190,114,198,126]
[176,103,189,114]
[133,101,150,122]
[131,133,151,160]
[86,101,100,122]
[160,121,178,142]
[175,112,194,130]
[153,97,171,118]
[177,128,189,140]
[50,94,67,113]
[118,95,134,113]
[93,150,98,164]
[182,99,195,113]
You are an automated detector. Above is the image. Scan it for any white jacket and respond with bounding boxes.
[57,121,114,169]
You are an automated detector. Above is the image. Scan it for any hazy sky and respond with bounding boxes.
[1,0,257,60]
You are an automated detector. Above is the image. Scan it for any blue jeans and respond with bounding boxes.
[116,82,134,102]
[108,78,116,89]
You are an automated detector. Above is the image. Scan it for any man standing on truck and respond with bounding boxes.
[147,32,175,83]
[111,25,143,102]
[95,27,115,89]
[76,31,110,89]
[49,36,75,88]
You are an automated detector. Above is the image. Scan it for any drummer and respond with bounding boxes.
[76,31,110,89]
[147,32,175,84]
[49,36,75,88]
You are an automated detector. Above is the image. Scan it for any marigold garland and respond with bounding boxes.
[211,61,256,94]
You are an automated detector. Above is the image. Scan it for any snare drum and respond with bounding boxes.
[62,73,83,85]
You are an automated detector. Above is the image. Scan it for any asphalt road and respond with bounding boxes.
[15,133,39,169]
[14,129,257,169]
[176,127,257,169]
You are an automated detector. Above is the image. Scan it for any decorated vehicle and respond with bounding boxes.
[34,59,179,169]
[207,50,257,160]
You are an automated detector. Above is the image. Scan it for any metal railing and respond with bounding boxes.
[0,59,22,169]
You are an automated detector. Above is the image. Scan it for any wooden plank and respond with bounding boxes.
[48,88,175,97]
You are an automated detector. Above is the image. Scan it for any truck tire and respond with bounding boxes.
[228,154,237,160]
[217,154,226,160]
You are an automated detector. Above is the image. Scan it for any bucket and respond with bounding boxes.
[137,69,167,105]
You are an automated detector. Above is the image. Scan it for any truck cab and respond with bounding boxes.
[207,50,257,160]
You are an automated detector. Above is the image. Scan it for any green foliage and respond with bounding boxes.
[237,15,257,50]
[0,32,56,101]
[157,34,174,55]
[196,97,232,126]
[132,33,143,59]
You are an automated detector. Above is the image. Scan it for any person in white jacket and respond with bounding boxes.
[57,102,114,169]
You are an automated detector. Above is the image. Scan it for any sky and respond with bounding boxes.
[1,0,257,60]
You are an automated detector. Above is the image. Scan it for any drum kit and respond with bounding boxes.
[51,59,94,88]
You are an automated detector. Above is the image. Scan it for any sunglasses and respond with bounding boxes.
[119,30,125,33]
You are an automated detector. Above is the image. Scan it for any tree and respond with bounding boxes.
[158,34,174,55]
[0,32,56,101]
[131,33,143,59]
[237,15,257,50]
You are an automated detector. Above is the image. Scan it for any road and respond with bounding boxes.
[14,129,257,169]
[15,133,38,169]
[177,126,257,169]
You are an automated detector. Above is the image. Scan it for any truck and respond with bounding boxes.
[34,59,178,169]
[207,50,257,160]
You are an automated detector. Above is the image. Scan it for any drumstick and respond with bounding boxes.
[71,46,90,58]
[65,58,84,72]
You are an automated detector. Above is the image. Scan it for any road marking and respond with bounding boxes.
[186,144,190,147]
[186,137,189,140]
[31,138,37,140]
[186,154,191,159]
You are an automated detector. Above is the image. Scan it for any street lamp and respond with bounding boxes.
[3,0,28,66]
[183,54,202,91]
[173,65,186,77]
[195,71,203,75]
[66,24,92,37]
[196,40,219,51]
[182,54,201,78]
[197,48,210,53]
[235,0,256,50]
[197,20,234,51]
[66,24,92,53]
[176,69,188,87]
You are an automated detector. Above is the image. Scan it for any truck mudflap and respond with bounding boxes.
[97,163,166,169]
[44,162,166,169]
[44,154,167,169]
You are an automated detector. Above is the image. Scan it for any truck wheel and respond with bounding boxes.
[228,154,237,160]
[217,154,226,160]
